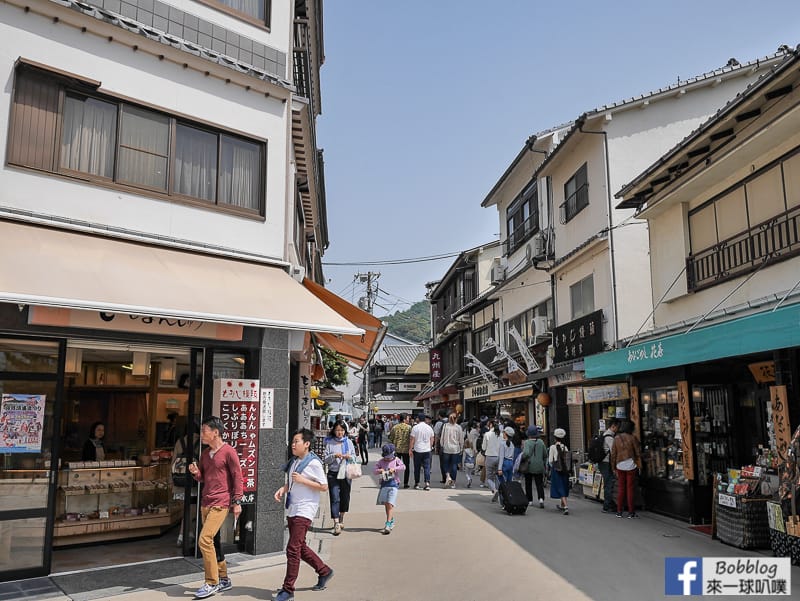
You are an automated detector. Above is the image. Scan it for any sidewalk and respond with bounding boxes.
[2,449,792,601]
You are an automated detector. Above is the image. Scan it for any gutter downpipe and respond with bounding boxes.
[579,117,620,348]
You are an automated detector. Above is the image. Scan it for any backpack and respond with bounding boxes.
[475,431,485,455]
[588,433,612,464]
[555,443,571,474]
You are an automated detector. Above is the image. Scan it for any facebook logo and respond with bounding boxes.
[665,558,703,596]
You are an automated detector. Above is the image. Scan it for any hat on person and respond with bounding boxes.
[526,425,542,437]
[503,426,515,437]
[381,443,396,458]
[479,416,489,425]
[554,427,566,439]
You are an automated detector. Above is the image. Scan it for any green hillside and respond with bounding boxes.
[379,301,430,343]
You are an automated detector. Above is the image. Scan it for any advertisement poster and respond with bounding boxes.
[0,394,46,453]
[214,379,260,504]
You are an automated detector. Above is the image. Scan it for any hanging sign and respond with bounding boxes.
[770,385,791,465]
[0,394,46,453]
[214,379,260,504]
[260,388,274,429]
[677,381,694,480]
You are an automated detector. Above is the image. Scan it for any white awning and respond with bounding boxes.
[0,220,363,336]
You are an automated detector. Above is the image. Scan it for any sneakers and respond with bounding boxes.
[332,522,342,536]
[562,507,569,515]
[538,499,544,508]
[312,568,334,591]
[423,483,430,491]
[194,583,219,599]
[275,589,294,601]
[466,480,472,488]
[414,484,421,490]
[491,491,499,503]
[403,484,410,489]
[217,577,232,592]
[382,520,394,535]
[601,507,612,513]
[616,512,623,518]
[627,512,639,519]
[177,534,183,547]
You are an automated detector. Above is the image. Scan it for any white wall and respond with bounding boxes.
[0,3,290,261]
[553,245,612,335]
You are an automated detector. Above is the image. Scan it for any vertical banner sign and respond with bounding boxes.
[429,349,443,382]
[0,394,46,453]
[630,386,641,442]
[300,367,311,429]
[215,379,260,504]
[770,385,791,464]
[676,381,694,480]
[260,388,274,429]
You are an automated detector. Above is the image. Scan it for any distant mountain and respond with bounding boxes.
[379,301,430,343]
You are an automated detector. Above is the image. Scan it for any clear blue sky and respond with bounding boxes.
[316,1,800,315]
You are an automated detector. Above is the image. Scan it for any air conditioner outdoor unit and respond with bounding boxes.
[531,232,547,258]
[490,258,506,284]
[531,315,550,338]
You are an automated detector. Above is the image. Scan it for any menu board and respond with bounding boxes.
[215,379,260,504]
[0,394,46,453]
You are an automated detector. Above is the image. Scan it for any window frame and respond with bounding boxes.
[561,163,589,223]
[193,0,272,31]
[569,275,594,320]
[505,179,538,256]
[7,64,267,219]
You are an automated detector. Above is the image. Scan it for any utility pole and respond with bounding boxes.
[355,271,380,315]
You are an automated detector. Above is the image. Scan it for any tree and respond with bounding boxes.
[320,348,348,387]
[379,300,430,343]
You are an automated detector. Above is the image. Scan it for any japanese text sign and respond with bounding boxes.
[214,379,260,502]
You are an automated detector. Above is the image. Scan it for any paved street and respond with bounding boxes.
[6,449,793,601]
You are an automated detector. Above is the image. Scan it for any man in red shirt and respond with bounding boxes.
[188,416,243,599]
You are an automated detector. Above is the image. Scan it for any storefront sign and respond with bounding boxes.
[749,361,776,383]
[548,370,584,388]
[718,493,737,508]
[552,310,603,363]
[630,386,641,441]
[260,388,274,429]
[463,382,497,401]
[28,306,243,341]
[583,383,629,404]
[214,379,260,504]
[566,387,584,405]
[677,381,695,480]
[385,382,424,392]
[770,385,791,464]
[430,349,443,381]
[0,394,46,453]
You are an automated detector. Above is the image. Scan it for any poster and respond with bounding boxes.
[0,394,46,453]
[214,379,260,504]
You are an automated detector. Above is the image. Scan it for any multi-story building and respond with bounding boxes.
[369,336,429,417]
[0,0,376,581]
[587,47,800,522]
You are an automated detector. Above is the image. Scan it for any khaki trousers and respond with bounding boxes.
[199,506,229,585]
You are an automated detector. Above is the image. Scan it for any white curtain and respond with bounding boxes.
[224,0,264,20]
[219,136,261,210]
[118,105,169,190]
[174,124,217,201]
[60,96,117,178]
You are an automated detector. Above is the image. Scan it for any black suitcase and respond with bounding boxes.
[498,480,528,515]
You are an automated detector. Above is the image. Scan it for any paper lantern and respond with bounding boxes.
[536,392,551,407]
[310,385,320,399]
[455,404,463,414]
[315,398,326,407]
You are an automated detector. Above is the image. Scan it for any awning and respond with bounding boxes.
[404,350,430,376]
[0,220,363,335]
[585,302,800,379]
[302,278,387,368]
[414,372,458,401]
[490,384,534,402]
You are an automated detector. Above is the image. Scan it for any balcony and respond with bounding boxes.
[504,214,538,256]
[687,204,800,292]
[559,184,589,224]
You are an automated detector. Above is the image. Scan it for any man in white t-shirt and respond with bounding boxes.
[273,429,334,601]
[409,417,435,491]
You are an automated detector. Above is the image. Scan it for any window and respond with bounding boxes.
[9,66,265,215]
[207,0,270,26]
[505,299,552,352]
[570,275,594,319]
[561,163,589,223]
[505,180,538,255]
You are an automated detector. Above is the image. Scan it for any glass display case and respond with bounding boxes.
[641,388,686,482]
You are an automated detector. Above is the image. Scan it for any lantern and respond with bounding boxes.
[455,404,463,414]
[310,385,320,399]
[536,392,551,407]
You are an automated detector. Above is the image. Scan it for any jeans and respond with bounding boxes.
[616,468,637,514]
[327,471,351,519]
[375,430,383,446]
[358,437,368,463]
[501,457,514,484]
[412,450,431,485]
[599,461,616,510]
[524,473,545,503]
[484,455,500,491]
[199,506,228,585]
[438,449,447,481]
[396,452,411,486]
[442,452,460,482]
[283,516,330,594]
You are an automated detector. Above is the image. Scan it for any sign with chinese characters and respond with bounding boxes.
[548,370,585,388]
[214,379,260,504]
[552,310,603,363]
[28,306,243,341]
[770,385,790,465]
[718,493,737,508]
[463,382,497,401]
[429,349,443,381]
[749,361,776,383]
[677,380,695,481]
[260,388,274,429]
[566,387,584,405]
[0,394,46,453]
[583,383,629,404]
[385,382,424,392]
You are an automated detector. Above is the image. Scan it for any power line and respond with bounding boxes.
[322,251,461,266]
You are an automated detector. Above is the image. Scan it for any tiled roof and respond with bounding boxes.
[374,345,428,367]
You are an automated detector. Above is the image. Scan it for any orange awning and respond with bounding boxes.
[303,278,387,368]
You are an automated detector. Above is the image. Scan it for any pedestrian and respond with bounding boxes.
[496,426,516,495]
[368,418,376,448]
[374,416,384,447]
[482,420,501,501]
[599,418,620,513]
[373,443,405,534]
[440,411,464,488]
[187,416,243,599]
[388,413,412,488]
[357,416,369,464]
[611,421,641,519]
[273,428,334,601]
[432,409,449,484]
[548,428,571,515]
[521,425,547,508]
[463,419,479,488]
[409,414,435,490]
[323,420,356,535]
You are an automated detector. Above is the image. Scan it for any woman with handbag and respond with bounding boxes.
[323,420,356,535]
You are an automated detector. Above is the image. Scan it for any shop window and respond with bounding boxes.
[0,339,59,373]
[640,388,686,482]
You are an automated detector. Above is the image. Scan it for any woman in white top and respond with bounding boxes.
[439,412,464,488]
[548,428,571,515]
[482,420,502,501]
